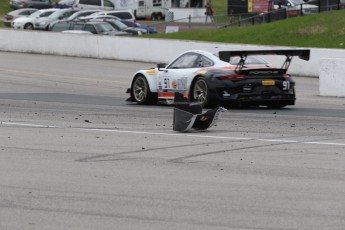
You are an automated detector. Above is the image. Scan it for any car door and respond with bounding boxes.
[157,52,212,96]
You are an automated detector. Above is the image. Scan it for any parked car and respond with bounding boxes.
[120,20,158,34]
[11,8,59,29]
[274,0,318,15]
[10,0,53,9]
[35,8,79,30]
[2,8,37,27]
[305,0,345,10]
[126,48,310,108]
[53,0,74,8]
[97,19,146,35]
[49,20,130,36]
[48,9,102,30]
[71,0,114,10]
[90,10,136,22]
[79,15,146,35]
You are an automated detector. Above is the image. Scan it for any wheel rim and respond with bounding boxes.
[133,77,147,102]
[193,79,208,105]
[24,24,33,30]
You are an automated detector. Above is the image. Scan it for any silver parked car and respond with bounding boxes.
[10,0,53,9]
[11,8,59,30]
[48,9,102,30]
[2,8,37,27]
[34,8,79,30]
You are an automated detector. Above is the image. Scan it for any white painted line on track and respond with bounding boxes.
[1,122,58,128]
[2,121,345,147]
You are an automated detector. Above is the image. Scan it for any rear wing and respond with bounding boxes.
[218,49,310,71]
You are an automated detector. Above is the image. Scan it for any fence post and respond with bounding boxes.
[188,15,191,31]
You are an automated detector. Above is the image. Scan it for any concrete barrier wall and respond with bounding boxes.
[320,58,345,97]
[1,29,344,96]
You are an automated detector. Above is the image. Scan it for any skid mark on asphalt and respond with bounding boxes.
[2,121,345,163]
[76,140,232,162]
[168,142,294,163]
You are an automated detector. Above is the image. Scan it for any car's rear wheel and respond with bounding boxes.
[24,23,33,30]
[131,75,156,105]
[151,13,157,20]
[156,13,163,20]
[191,77,210,107]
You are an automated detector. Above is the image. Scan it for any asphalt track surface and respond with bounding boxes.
[1,52,345,230]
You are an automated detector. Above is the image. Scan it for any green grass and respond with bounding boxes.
[147,9,345,49]
[0,0,11,26]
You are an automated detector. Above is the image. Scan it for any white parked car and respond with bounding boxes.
[11,8,59,30]
[274,0,318,15]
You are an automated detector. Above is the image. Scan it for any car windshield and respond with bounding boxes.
[289,0,305,5]
[109,20,127,30]
[28,11,43,18]
[58,0,74,4]
[121,20,138,28]
[48,11,64,19]
[97,23,115,33]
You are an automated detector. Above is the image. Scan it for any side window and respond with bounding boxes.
[39,12,52,17]
[80,0,101,5]
[111,12,131,20]
[84,24,97,33]
[21,11,33,15]
[153,0,161,7]
[51,22,70,31]
[197,55,214,67]
[103,0,114,7]
[168,53,200,69]
[73,24,84,30]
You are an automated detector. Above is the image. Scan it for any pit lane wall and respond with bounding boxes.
[0,29,344,97]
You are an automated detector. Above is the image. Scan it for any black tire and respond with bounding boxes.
[156,13,163,20]
[131,75,156,105]
[151,13,157,20]
[190,77,210,107]
[24,23,34,30]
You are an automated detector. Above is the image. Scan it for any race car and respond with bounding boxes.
[126,48,310,108]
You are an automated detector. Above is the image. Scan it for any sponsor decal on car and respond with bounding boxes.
[262,80,275,86]
[146,69,157,75]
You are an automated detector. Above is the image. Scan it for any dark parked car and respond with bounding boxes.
[79,15,147,35]
[10,0,53,9]
[49,20,129,36]
[53,0,74,8]
[48,9,102,30]
[120,20,158,34]
[2,8,37,27]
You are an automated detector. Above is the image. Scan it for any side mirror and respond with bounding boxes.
[157,63,167,70]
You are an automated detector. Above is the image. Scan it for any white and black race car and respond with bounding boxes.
[126,48,310,108]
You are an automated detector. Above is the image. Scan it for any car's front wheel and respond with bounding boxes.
[131,75,156,105]
[191,77,210,107]
[24,23,34,30]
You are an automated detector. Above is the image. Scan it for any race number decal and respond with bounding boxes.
[163,78,171,89]
[283,81,290,90]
